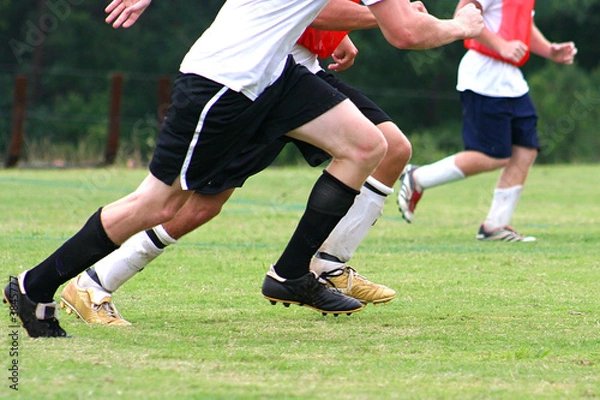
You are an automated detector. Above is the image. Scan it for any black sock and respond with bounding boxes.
[274,171,359,280]
[24,208,119,303]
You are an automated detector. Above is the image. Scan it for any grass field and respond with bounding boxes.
[1,164,599,399]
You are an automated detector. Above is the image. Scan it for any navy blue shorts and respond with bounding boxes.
[460,90,539,159]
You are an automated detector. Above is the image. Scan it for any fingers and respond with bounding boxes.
[105,2,128,27]
[104,0,122,14]
[551,42,578,64]
[105,0,149,28]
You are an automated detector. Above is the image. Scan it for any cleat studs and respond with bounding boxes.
[322,312,327,316]
[333,314,339,318]
[269,300,276,305]
[346,313,352,316]
[283,303,290,308]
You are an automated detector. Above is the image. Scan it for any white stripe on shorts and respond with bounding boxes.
[179,86,229,190]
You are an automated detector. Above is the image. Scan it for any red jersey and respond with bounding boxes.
[296,0,360,59]
[464,0,535,67]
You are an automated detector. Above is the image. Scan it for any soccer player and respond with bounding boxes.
[4,0,483,337]
[58,2,412,325]
[397,0,577,242]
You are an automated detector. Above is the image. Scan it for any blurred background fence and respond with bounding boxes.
[1,0,599,168]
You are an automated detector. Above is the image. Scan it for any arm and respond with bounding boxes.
[529,23,577,65]
[310,0,378,31]
[327,36,359,72]
[311,0,428,32]
[105,0,152,29]
[365,0,483,50]
[456,0,528,64]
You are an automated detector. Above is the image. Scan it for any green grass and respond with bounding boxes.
[1,164,599,399]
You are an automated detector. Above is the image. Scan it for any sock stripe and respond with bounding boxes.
[145,229,167,249]
[364,181,386,196]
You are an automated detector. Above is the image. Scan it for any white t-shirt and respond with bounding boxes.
[180,0,385,100]
[179,0,330,100]
[290,44,322,74]
[456,0,529,98]
[180,0,328,100]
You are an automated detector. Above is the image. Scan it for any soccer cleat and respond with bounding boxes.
[476,225,536,242]
[397,164,423,223]
[261,265,365,316]
[320,266,396,305]
[3,273,68,338]
[59,276,131,326]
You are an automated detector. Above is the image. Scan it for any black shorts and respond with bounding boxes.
[150,58,391,195]
[149,56,346,191]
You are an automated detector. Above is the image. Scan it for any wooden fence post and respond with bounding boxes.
[5,75,27,168]
[104,73,124,165]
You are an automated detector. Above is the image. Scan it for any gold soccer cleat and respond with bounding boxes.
[323,266,396,305]
[60,276,131,326]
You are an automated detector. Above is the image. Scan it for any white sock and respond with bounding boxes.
[483,185,523,231]
[75,274,113,304]
[413,155,465,189]
[85,225,177,292]
[310,177,392,275]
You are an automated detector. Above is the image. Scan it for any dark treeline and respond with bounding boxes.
[1,0,599,165]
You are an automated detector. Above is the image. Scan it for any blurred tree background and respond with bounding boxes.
[1,0,598,166]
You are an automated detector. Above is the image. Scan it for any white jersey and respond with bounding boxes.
[180,0,384,100]
[456,0,529,98]
[180,0,328,100]
[290,44,322,74]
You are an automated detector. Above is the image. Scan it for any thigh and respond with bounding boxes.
[286,98,382,162]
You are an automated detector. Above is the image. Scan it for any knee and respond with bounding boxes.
[496,157,510,168]
[154,203,182,224]
[183,193,225,226]
[359,128,388,171]
[513,147,538,166]
[189,202,223,225]
[382,125,412,165]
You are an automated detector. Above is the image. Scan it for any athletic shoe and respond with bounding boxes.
[397,164,423,223]
[476,225,536,242]
[320,266,396,305]
[3,273,68,338]
[261,265,365,316]
[60,276,131,326]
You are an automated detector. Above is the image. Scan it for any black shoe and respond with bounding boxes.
[261,265,365,316]
[3,274,69,338]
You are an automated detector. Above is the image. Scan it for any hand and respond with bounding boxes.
[105,0,152,29]
[550,42,577,65]
[327,36,358,72]
[410,1,428,14]
[498,40,529,64]
[454,3,484,39]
